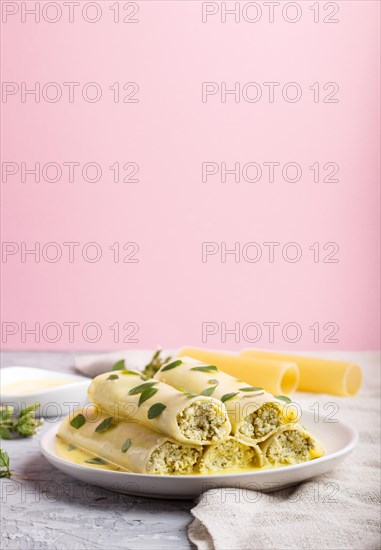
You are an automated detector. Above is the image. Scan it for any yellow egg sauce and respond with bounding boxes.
[55,436,125,472]
[1,378,75,395]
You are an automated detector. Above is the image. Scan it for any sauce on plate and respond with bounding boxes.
[55,436,125,471]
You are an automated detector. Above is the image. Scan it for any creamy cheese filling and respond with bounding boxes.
[177,401,229,443]
[239,402,282,440]
[146,441,201,475]
[265,429,314,465]
[200,438,258,473]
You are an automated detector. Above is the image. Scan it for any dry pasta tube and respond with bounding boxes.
[241,349,362,396]
[178,347,299,394]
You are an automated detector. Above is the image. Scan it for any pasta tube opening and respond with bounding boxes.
[177,400,230,443]
[262,427,319,465]
[280,364,299,394]
[147,441,202,475]
[345,363,362,396]
[200,437,262,473]
[238,402,283,441]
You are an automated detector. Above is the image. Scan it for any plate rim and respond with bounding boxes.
[40,411,358,481]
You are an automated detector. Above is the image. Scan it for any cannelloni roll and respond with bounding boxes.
[200,436,263,473]
[58,407,203,475]
[88,370,231,445]
[155,357,293,444]
[260,424,324,466]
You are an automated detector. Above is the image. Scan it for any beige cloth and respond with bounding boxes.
[188,352,381,550]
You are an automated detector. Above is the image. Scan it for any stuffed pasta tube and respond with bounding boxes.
[88,370,231,445]
[259,424,324,466]
[199,436,263,473]
[155,357,294,444]
[58,406,203,475]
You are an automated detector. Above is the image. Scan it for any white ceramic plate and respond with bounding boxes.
[40,410,358,499]
[0,367,90,417]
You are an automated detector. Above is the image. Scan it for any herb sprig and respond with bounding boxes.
[142,349,173,378]
[0,449,11,477]
[0,404,42,439]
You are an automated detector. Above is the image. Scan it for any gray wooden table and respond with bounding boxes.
[0,352,193,550]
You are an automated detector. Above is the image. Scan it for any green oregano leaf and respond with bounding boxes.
[128,381,158,395]
[191,365,218,373]
[85,457,108,465]
[112,359,125,371]
[70,414,86,429]
[95,417,113,433]
[221,392,239,403]
[208,379,220,385]
[200,385,218,396]
[107,374,119,380]
[274,395,292,404]
[239,386,263,392]
[147,403,166,419]
[184,392,198,399]
[67,444,77,451]
[161,359,183,372]
[121,439,132,453]
[121,369,141,376]
[138,387,159,406]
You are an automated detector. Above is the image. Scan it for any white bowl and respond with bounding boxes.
[40,410,358,498]
[0,366,90,417]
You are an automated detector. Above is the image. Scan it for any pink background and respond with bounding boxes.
[1,1,380,351]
